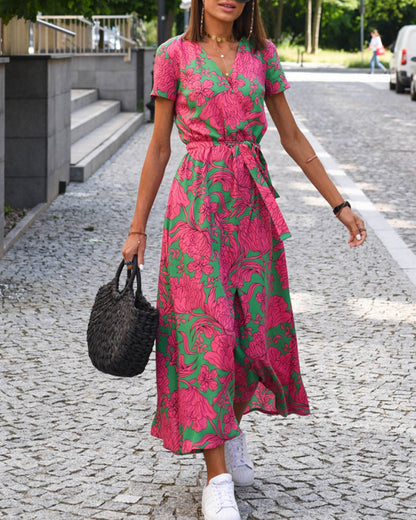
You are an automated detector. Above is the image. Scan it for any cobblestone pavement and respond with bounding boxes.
[1,70,416,519]
[284,66,416,255]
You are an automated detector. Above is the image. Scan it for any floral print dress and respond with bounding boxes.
[150,35,310,455]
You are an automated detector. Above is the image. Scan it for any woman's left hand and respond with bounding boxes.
[337,207,367,248]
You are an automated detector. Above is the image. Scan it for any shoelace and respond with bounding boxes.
[213,481,236,510]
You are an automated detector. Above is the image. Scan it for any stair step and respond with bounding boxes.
[70,112,144,182]
[71,89,98,112]
[71,99,121,144]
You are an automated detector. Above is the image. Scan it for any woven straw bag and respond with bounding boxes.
[87,256,159,377]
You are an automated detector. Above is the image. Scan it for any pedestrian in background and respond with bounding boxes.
[122,1,367,519]
[369,29,387,73]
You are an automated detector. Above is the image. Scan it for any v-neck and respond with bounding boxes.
[197,39,243,81]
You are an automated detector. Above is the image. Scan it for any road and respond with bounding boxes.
[1,66,415,520]
[285,66,416,263]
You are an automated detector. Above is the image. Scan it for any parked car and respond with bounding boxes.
[410,58,416,101]
[389,25,416,93]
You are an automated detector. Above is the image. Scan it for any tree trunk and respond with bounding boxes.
[312,0,322,54]
[264,0,278,42]
[276,0,284,44]
[305,0,312,53]
[165,9,175,40]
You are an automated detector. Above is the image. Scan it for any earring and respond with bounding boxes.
[200,5,205,36]
[248,0,255,39]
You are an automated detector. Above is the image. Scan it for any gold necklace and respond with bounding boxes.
[205,32,234,43]
[214,40,236,77]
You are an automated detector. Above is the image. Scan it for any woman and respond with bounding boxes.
[369,29,386,73]
[122,1,366,518]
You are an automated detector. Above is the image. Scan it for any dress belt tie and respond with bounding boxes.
[185,140,290,241]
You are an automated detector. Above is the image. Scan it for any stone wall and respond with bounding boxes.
[1,48,154,256]
[71,48,156,113]
[5,55,71,209]
[137,47,156,113]
[0,58,10,253]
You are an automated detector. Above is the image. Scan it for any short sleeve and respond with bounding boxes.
[151,39,179,101]
[263,40,289,98]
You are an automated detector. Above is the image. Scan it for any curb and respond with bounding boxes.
[1,202,51,259]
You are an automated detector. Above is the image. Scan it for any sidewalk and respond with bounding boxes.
[1,115,415,519]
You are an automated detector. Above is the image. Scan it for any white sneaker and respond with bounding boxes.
[202,473,241,520]
[224,432,254,487]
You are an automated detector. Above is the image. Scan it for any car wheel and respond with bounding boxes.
[395,73,405,93]
[389,81,396,90]
[411,79,416,101]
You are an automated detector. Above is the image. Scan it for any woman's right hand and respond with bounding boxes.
[122,233,147,269]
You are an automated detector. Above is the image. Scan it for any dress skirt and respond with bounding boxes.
[149,35,310,454]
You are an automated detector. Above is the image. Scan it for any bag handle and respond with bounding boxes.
[115,255,143,296]
[127,255,143,296]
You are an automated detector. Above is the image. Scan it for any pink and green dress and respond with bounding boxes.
[150,35,310,455]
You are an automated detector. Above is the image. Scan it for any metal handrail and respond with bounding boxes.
[92,15,133,19]
[37,14,137,49]
[0,14,141,54]
[38,14,133,20]
[94,23,136,46]
[36,18,76,37]
[38,15,93,25]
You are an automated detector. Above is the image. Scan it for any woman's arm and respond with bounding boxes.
[266,92,366,247]
[122,97,175,265]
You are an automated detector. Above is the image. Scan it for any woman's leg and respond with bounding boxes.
[370,51,376,73]
[203,444,227,484]
[203,400,250,483]
[375,55,386,71]
[233,401,250,424]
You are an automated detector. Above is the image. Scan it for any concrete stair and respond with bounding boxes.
[70,89,143,182]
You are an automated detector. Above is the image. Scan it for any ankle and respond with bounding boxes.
[206,470,228,485]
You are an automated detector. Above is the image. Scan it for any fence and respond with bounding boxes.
[1,15,145,55]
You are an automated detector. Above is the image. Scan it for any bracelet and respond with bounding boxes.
[129,231,147,237]
[305,154,318,164]
[333,200,351,216]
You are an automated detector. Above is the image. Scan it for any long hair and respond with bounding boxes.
[184,0,267,52]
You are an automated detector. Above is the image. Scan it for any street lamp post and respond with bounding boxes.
[360,0,365,66]
[180,0,192,30]
[158,0,166,46]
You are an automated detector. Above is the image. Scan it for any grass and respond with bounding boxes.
[3,205,27,237]
[276,42,391,69]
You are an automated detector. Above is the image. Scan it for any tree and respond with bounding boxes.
[0,0,108,23]
[305,0,312,52]
[262,0,285,43]
[311,0,323,53]
[365,0,416,45]
[0,0,169,23]
[276,0,284,43]
[0,0,181,39]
